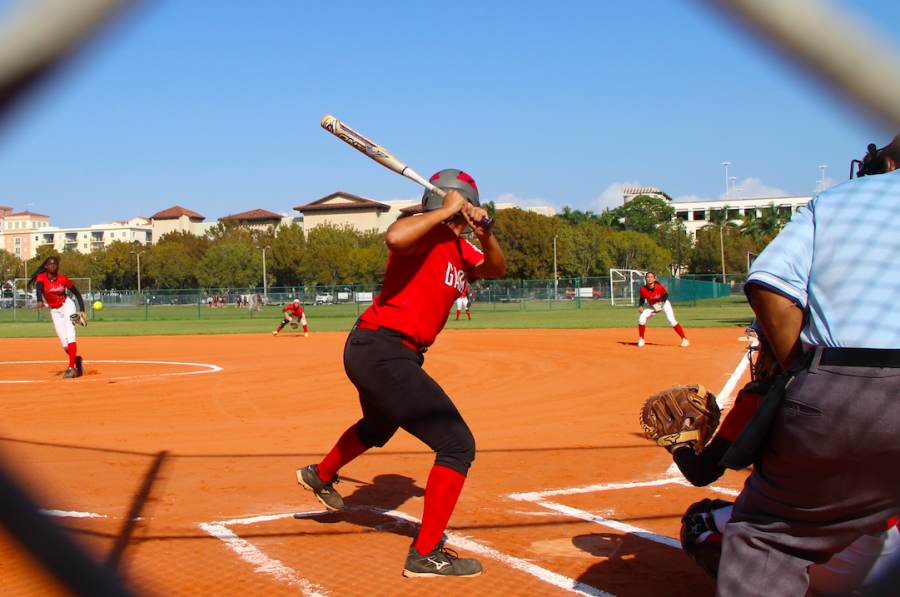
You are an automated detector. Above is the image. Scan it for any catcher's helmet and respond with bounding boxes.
[422,169,480,213]
[745,319,781,381]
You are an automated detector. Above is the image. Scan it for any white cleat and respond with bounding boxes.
[304,333,309,337]
[637,338,645,347]
[681,338,690,347]
[272,331,279,337]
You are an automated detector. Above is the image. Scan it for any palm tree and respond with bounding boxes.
[704,206,739,278]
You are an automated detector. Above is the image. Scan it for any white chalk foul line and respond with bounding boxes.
[199,522,330,597]
[716,350,751,410]
[202,505,613,597]
[0,360,222,383]
[41,509,107,518]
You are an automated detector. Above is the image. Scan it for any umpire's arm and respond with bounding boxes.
[746,284,804,370]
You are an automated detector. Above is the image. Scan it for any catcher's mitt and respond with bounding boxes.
[652,301,664,312]
[70,312,87,327]
[640,384,720,453]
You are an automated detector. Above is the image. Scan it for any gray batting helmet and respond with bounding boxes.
[422,169,480,212]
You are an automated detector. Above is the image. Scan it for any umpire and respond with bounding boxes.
[717,135,900,596]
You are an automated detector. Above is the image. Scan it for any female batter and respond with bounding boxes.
[296,169,506,578]
[28,256,86,379]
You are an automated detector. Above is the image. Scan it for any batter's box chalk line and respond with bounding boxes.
[0,360,222,383]
[200,506,614,597]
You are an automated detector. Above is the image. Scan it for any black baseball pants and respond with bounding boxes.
[343,324,476,476]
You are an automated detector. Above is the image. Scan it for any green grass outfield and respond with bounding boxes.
[0,296,753,338]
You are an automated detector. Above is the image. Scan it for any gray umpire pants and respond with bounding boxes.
[717,348,900,597]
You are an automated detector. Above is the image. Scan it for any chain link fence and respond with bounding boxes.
[0,276,748,323]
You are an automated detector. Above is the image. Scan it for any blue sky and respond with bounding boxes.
[0,0,898,228]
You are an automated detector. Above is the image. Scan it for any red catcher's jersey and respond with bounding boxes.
[36,273,73,309]
[360,223,484,347]
[285,303,304,317]
[640,282,667,306]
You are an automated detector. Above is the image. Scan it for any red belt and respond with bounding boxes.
[356,321,426,353]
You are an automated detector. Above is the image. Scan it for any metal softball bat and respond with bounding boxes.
[321,115,494,229]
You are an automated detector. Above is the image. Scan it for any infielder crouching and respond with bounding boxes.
[637,272,688,347]
[273,299,308,337]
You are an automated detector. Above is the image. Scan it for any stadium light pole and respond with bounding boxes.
[257,246,270,301]
[553,235,558,292]
[130,250,145,293]
[730,176,737,204]
[820,165,828,192]
[722,162,731,202]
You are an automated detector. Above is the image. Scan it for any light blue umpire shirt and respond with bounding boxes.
[747,169,900,349]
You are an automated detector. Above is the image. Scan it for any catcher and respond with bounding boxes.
[642,321,900,593]
[273,299,308,337]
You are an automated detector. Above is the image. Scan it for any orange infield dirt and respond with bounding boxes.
[0,328,752,597]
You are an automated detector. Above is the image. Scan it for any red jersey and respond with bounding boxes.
[639,282,667,306]
[35,273,73,309]
[458,284,469,299]
[361,223,483,347]
[285,303,304,317]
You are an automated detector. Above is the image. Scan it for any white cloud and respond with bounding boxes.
[821,177,839,192]
[724,177,789,201]
[491,192,558,211]
[385,194,422,203]
[592,181,641,213]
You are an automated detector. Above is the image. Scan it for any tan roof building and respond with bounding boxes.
[150,206,209,238]
[294,192,390,232]
[2,211,51,260]
[218,208,284,232]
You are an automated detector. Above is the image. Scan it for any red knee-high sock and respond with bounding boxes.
[456,310,460,320]
[317,424,368,481]
[639,325,645,339]
[303,323,308,333]
[466,309,471,319]
[414,465,466,555]
[67,342,77,368]
[674,324,686,339]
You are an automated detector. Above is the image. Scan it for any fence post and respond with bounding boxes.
[198,290,202,319]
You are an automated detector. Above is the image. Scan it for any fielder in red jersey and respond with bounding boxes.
[273,299,307,337]
[455,284,471,320]
[28,256,86,378]
[637,272,688,347]
[296,169,506,578]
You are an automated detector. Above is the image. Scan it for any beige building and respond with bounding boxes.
[218,209,284,233]
[294,192,391,232]
[2,211,51,260]
[150,206,212,238]
[39,217,153,254]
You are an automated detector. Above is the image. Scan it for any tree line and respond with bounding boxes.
[0,197,795,291]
